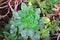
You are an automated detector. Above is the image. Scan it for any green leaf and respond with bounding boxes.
[10,25,17,34]
[35,8,41,14]
[41,29,49,38]
[27,6,33,10]
[21,3,27,10]
[13,12,20,19]
[13,20,21,26]
[19,24,25,31]
[32,33,40,40]
[35,8,41,20]
[27,30,34,38]
[18,10,26,17]
[39,18,44,29]
[21,30,27,38]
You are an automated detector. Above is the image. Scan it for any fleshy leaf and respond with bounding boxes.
[21,3,27,10]
[27,30,34,38]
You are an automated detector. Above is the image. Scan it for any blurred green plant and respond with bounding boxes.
[5,2,44,40]
[28,0,59,14]
[4,1,59,40]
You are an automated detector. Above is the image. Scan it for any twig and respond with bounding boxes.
[57,34,60,40]
[14,0,18,11]
[8,0,15,12]
[51,33,60,40]
[0,0,8,6]
[0,5,8,9]
[0,8,9,19]
[51,36,57,39]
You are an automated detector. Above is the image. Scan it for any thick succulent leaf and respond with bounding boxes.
[19,24,25,31]
[27,6,33,10]
[27,9,35,16]
[18,10,26,17]
[13,20,21,26]
[32,34,40,40]
[27,30,34,38]
[39,18,44,29]
[21,30,27,38]
[21,2,27,10]
[10,25,17,34]
[13,12,20,19]
[35,8,41,14]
